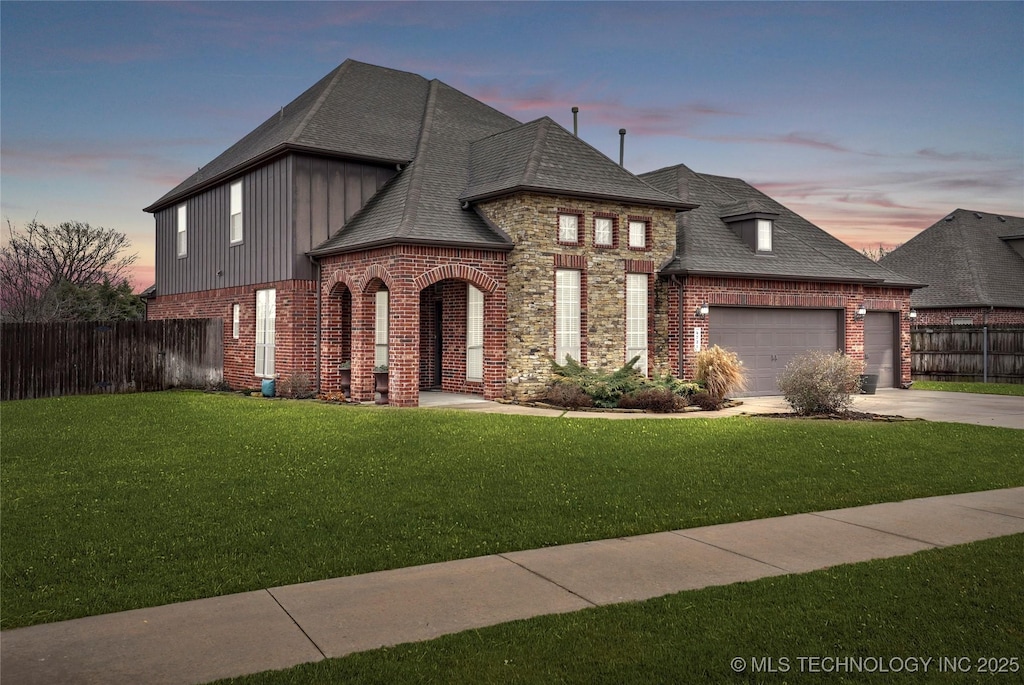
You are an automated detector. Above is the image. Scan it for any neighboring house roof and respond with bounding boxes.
[461,117,694,210]
[310,79,521,255]
[879,209,1024,309]
[640,164,920,286]
[145,60,433,213]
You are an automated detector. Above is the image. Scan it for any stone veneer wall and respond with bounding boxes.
[477,193,676,399]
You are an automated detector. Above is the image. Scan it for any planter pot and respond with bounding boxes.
[859,374,879,395]
[374,371,389,405]
[339,368,352,400]
[261,378,275,398]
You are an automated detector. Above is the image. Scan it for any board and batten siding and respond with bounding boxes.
[291,155,396,279]
[155,154,397,296]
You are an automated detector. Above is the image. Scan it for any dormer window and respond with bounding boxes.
[757,219,773,253]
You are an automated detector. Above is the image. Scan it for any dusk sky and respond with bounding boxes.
[2,1,1022,290]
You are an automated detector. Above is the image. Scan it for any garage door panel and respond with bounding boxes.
[709,307,842,396]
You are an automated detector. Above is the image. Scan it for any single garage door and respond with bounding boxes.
[864,312,897,389]
[709,307,842,396]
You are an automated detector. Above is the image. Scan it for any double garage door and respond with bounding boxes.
[709,307,897,396]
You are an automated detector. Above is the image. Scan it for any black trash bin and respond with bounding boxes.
[859,374,879,395]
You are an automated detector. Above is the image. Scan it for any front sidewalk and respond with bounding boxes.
[3,488,1022,685]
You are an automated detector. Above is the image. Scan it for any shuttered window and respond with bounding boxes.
[375,289,389,368]
[555,269,581,365]
[254,289,276,377]
[626,273,648,375]
[176,204,187,257]
[230,181,243,244]
[466,285,484,381]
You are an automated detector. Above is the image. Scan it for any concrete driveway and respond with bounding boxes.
[731,388,1023,429]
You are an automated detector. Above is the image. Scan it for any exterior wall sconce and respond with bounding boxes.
[854,304,867,320]
[907,309,918,321]
[695,302,709,318]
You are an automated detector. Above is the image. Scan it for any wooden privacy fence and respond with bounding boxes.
[911,325,1024,384]
[1,319,223,401]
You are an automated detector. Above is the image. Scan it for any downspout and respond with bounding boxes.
[309,254,322,395]
[672,275,684,377]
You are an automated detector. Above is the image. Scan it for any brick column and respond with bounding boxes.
[351,287,376,402]
[388,288,420,407]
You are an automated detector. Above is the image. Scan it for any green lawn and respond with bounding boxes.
[220,534,1024,684]
[2,391,1022,629]
[912,380,1024,396]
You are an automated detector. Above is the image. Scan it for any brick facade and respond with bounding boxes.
[146,280,317,390]
[677,276,915,387]
[913,307,1024,326]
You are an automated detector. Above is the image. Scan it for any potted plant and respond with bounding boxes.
[373,365,389,405]
[338,361,352,400]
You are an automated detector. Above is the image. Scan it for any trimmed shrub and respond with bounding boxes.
[694,345,747,403]
[690,390,721,411]
[777,350,864,416]
[545,381,594,409]
[549,356,647,408]
[618,387,686,413]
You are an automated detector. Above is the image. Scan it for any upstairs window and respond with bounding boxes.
[230,181,243,244]
[594,216,614,247]
[558,213,580,245]
[176,204,187,257]
[466,285,484,381]
[628,219,647,249]
[757,219,773,252]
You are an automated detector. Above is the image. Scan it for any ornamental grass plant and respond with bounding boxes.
[693,345,747,406]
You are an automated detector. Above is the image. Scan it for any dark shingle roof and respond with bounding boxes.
[640,164,920,286]
[462,117,693,209]
[145,60,432,212]
[879,209,1024,308]
[309,80,521,254]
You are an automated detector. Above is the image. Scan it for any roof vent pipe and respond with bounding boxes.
[572,107,579,137]
[619,128,627,167]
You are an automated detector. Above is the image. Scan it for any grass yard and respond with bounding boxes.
[2,391,1023,630]
[219,534,1024,684]
[912,380,1024,396]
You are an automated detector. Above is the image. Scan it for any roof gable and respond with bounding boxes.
[462,117,693,209]
[880,209,1024,308]
[640,164,919,287]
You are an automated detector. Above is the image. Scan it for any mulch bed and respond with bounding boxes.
[753,411,921,422]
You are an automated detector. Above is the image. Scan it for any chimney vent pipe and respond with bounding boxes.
[619,128,627,167]
[572,107,579,137]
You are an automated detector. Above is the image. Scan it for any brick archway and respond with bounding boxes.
[413,264,498,294]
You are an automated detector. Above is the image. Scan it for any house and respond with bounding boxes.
[879,209,1024,326]
[144,60,919,404]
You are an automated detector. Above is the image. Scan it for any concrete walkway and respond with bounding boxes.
[419,387,1024,429]
[3,488,1022,685]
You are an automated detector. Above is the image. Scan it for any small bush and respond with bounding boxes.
[690,390,721,411]
[278,372,315,399]
[545,381,594,409]
[694,345,747,403]
[777,350,863,416]
[618,387,685,413]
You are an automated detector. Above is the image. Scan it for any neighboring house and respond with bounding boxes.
[145,60,919,404]
[879,209,1024,326]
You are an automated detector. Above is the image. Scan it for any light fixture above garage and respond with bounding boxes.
[854,304,867,320]
[907,309,918,320]
[695,302,709,318]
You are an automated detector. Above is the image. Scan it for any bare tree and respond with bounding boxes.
[860,243,901,262]
[1,219,140,322]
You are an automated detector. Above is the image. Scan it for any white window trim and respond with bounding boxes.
[555,269,581,365]
[254,289,276,378]
[628,219,646,249]
[757,219,773,252]
[951,317,973,326]
[626,273,648,375]
[595,216,613,246]
[230,181,243,245]
[176,204,187,257]
[466,285,484,381]
[558,213,579,244]
[375,289,389,368]
[232,303,240,340]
